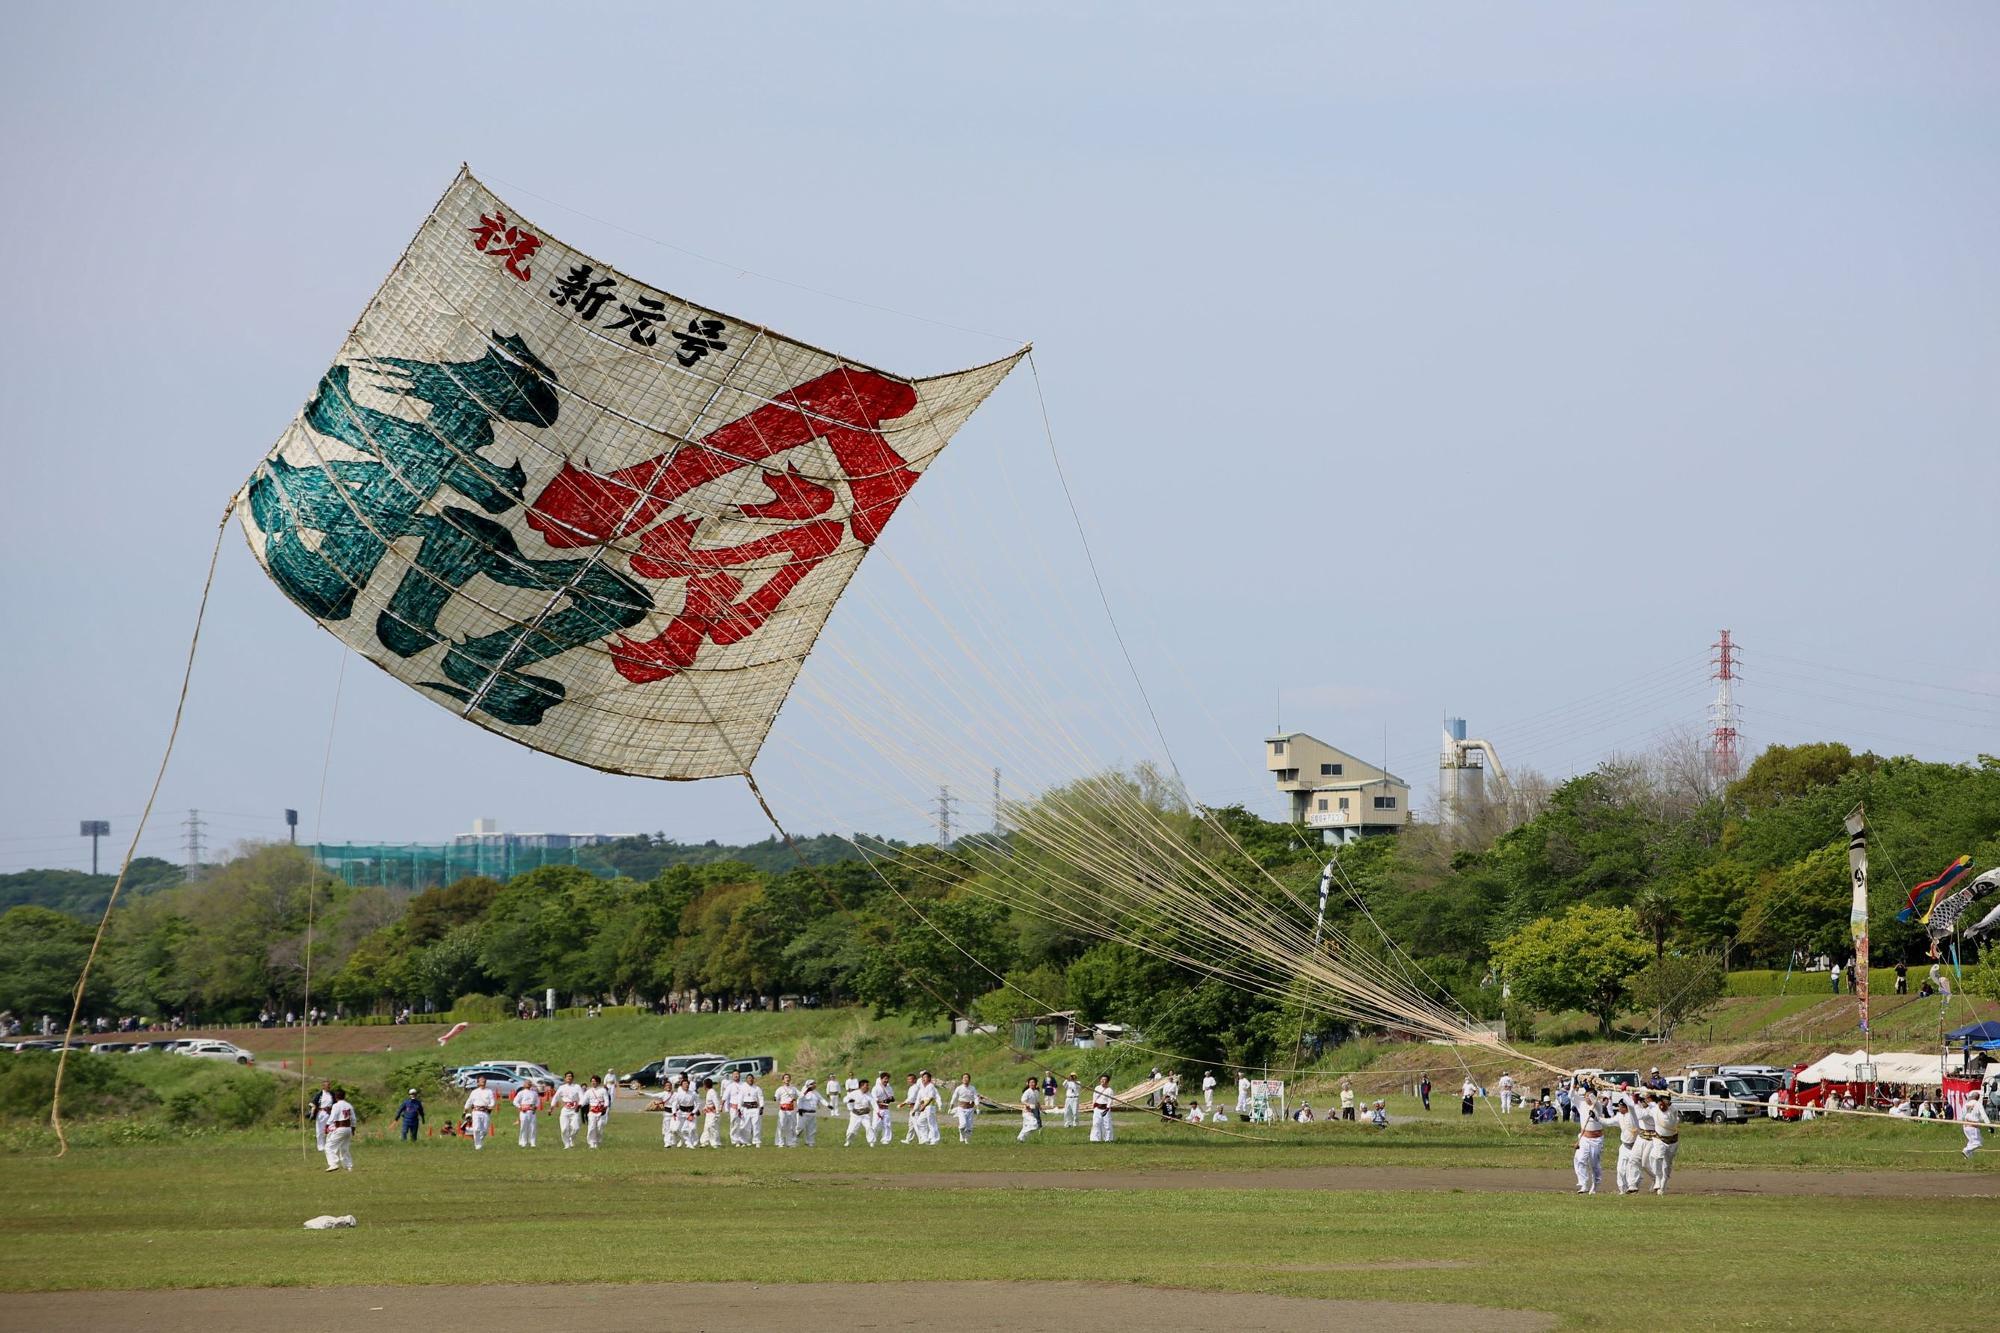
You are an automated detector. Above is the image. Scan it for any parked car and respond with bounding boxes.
[684,1056,776,1082]
[88,1042,134,1054]
[627,1053,729,1088]
[175,1039,255,1065]
[1664,1069,1753,1123]
[1575,1067,1642,1090]
[449,1064,558,1097]
[122,1040,182,1055]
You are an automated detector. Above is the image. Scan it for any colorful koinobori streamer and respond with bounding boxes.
[1844,804,1870,1035]
[1899,854,1971,923]
[238,167,1024,781]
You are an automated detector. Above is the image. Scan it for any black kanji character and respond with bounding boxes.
[606,295,669,347]
[548,264,617,322]
[673,317,728,367]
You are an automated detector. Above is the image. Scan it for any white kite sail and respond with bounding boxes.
[238,168,1022,779]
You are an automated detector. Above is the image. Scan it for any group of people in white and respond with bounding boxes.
[1569,1080,1682,1196]
[435,1069,1133,1153]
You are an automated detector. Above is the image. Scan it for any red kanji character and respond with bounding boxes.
[467,211,541,281]
[524,368,924,682]
[469,212,509,250]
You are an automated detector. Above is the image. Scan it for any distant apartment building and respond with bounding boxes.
[1265,733,1411,844]
[453,816,628,854]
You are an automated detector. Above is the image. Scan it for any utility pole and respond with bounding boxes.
[935,785,957,847]
[80,820,110,876]
[1709,630,1741,781]
[285,808,299,845]
[182,809,206,882]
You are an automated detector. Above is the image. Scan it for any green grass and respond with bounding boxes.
[0,1125,1989,1328]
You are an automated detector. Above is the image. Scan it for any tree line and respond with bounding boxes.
[2,741,1994,1065]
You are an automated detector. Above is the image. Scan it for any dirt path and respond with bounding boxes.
[0,1280,1556,1332]
[817,1164,1995,1198]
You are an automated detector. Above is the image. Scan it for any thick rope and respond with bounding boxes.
[298,648,347,1162]
[51,504,234,1155]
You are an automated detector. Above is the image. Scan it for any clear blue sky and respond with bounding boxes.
[3,3,1995,872]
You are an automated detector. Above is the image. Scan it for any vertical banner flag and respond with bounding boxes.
[1845,803,1870,1036]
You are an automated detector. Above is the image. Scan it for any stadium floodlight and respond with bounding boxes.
[79,820,111,875]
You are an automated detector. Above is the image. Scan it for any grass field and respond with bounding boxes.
[3,1104,1993,1327]
[7,1008,1994,1329]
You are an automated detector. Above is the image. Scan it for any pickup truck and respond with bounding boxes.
[1665,1070,1754,1124]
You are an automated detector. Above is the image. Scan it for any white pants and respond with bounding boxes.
[777,1108,799,1147]
[878,1107,893,1143]
[1650,1140,1678,1192]
[700,1112,721,1147]
[800,1112,818,1146]
[1501,1092,1515,1113]
[323,1126,353,1171]
[846,1113,875,1146]
[676,1112,697,1148]
[1615,1138,1642,1193]
[745,1109,763,1146]
[314,1113,329,1151]
[1204,1089,1214,1107]
[1019,1109,1041,1141]
[560,1107,581,1149]
[517,1111,536,1148]
[917,1107,940,1144]
[1964,1125,1984,1156]
[586,1110,606,1149]
[469,1110,490,1148]
[1572,1136,1602,1193]
[661,1114,677,1147]
[955,1106,975,1142]
[1063,1098,1079,1128]
[1090,1107,1114,1141]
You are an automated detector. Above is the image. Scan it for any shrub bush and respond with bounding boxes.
[0,1053,154,1121]
[449,993,507,1022]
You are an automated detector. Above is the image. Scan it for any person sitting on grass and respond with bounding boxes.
[1293,1102,1315,1123]
[1369,1100,1388,1128]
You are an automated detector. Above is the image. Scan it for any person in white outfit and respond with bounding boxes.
[1201,1070,1217,1108]
[872,1072,895,1145]
[773,1075,800,1148]
[322,1088,355,1172]
[798,1079,822,1147]
[899,1075,921,1144]
[312,1081,334,1152]
[740,1074,766,1146]
[699,1078,723,1148]
[1499,1073,1517,1114]
[513,1081,541,1148]
[464,1076,496,1150]
[1018,1077,1043,1142]
[1090,1075,1117,1142]
[1235,1072,1251,1117]
[723,1072,745,1146]
[1649,1092,1681,1193]
[913,1072,944,1145]
[844,1082,878,1146]
[582,1074,612,1149]
[1063,1074,1082,1128]
[553,1072,583,1149]
[1961,1095,1990,1158]
[1611,1086,1643,1195]
[950,1074,980,1143]
[672,1077,699,1148]
[1572,1087,1604,1194]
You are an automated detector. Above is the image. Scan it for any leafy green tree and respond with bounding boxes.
[1627,952,1726,1036]
[0,906,97,1016]
[1491,904,1650,1036]
[1730,742,1877,811]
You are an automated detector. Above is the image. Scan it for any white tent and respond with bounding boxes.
[1794,1050,1964,1084]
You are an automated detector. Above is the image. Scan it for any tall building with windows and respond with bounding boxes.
[1265,733,1411,844]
